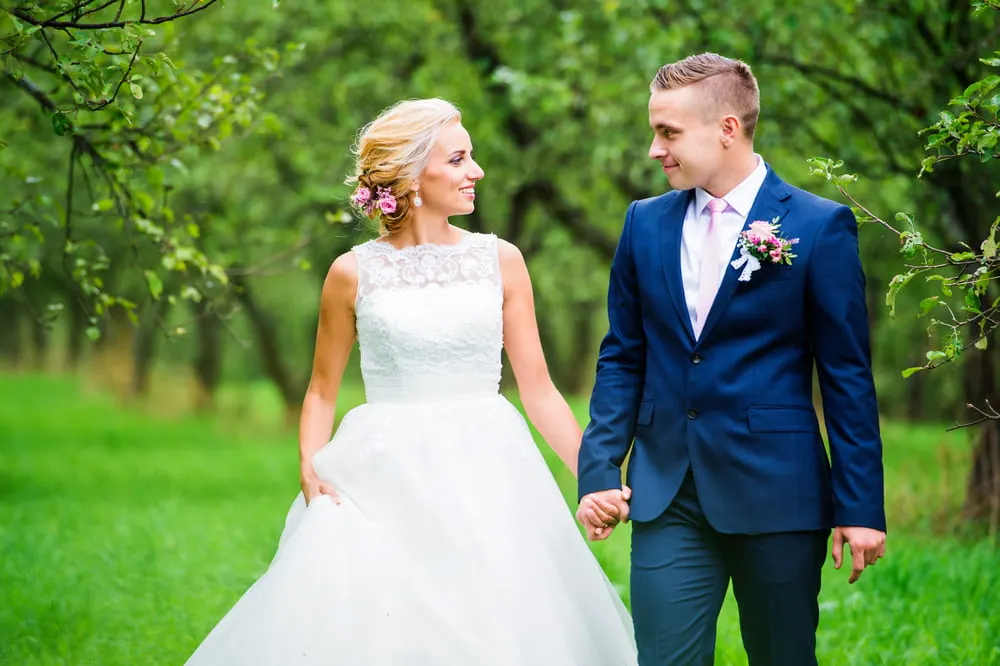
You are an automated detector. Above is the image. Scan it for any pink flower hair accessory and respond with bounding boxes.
[351,184,398,217]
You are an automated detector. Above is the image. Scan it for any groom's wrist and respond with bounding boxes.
[577,469,624,502]
[833,504,887,533]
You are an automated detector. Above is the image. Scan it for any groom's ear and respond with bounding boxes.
[719,113,741,147]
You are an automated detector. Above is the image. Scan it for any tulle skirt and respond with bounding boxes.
[184,394,637,665]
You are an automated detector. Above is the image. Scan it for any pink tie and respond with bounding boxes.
[693,198,727,339]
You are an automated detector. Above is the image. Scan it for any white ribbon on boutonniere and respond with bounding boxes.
[731,248,762,282]
[730,217,798,283]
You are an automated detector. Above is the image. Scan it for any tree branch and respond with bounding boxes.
[948,400,1000,431]
[758,53,925,119]
[5,71,57,112]
[8,0,220,29]
[533,180,617,260]
[451,2,538,147]
[78,0,120,21]
[12,51,58,75]
[44,0,105,24]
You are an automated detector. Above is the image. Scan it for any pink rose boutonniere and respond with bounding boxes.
[730,217,799,282]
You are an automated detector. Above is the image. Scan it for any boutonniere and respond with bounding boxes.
[731,218,799,282]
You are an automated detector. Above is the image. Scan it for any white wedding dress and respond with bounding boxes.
[184,232,637,665]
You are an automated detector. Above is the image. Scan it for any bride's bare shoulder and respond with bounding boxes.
[321,250,359,306]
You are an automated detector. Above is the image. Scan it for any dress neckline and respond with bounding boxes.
[369,230,475,254]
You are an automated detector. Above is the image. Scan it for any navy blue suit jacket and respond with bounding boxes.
[578,167,886,534]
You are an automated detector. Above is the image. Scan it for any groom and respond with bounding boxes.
[576,53,887,665]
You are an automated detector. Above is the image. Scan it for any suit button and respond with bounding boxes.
[691,353,702,365]
[687,409,698,420]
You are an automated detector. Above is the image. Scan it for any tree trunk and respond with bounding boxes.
[533,292,573,391]
[28,311,49,370]
[192,299,222,413]
[91,305,136,395]
[963,346,1000,533]
[66,300,88,369]
[905,371,925,421]
[131,300,169,398]
[568,302,598,395]
[0,298,22,369]
[929,158,1000,530]
[964,421,1000,535]
[231,271,302,425]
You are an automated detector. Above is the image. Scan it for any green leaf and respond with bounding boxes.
[950,251,976,262]
[975,336,989,351]
[144,270,164,299]
[965,290,982,312]
[901,366,925,379]
[86,327,101,341]
[129,82,143,99]
[926,275,953,296]
[983,237,997,259]
[885,271,916,318]
[926,350,948,363]
[51,112,73,137]
[919,296,940,315]
[898,228,922,258]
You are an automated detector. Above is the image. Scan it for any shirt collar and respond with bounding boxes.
[694,154,768,218]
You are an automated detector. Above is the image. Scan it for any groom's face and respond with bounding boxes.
[648,86,723,191]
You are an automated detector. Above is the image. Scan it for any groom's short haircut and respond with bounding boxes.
[650,53,760,139]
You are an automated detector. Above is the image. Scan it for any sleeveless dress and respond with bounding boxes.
[183,232,638,665]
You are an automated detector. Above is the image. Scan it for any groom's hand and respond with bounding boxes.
[577,487,632,541]
[832,526,886,584]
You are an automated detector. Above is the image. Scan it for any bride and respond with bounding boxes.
[183,98,638,665]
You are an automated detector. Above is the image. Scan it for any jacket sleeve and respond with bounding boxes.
[577,201,647,500]
[806,205,887,531]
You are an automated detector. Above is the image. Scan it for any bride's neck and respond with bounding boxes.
[389,211,460,247]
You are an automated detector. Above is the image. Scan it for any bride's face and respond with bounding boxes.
[416,120,484,217]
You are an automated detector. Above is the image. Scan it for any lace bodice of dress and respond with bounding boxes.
[351,232,504,403]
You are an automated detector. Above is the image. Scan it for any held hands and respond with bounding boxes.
[832,526,886,584]
[576,487,632,541]
[301,468,341,506]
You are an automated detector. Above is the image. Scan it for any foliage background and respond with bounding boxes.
[2,1,1000,663]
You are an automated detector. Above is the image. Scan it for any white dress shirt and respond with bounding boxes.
[680,155,768,328]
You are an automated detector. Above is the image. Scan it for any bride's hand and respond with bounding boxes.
[301,470,342,506]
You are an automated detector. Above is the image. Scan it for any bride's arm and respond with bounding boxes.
[498,239,582,478]
[298,252,358,503]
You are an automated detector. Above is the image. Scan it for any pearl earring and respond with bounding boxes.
[414,191,422,207]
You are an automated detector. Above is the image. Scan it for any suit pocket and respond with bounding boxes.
[747,406,818,433]
[636,402,655,426]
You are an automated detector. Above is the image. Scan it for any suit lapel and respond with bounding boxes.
[659,190,696,343]
[697,168,792,343]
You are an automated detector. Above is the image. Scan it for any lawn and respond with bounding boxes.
[0,373,997,665]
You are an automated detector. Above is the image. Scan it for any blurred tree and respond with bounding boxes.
[0,1,291,381]
[3,0,996,431]
[812,0,1000,530]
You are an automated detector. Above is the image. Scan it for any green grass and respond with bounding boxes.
[1,373,998,665]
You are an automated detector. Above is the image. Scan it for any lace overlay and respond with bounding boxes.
[352,233,503,403]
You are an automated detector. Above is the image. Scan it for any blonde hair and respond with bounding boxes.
[650,53,760,138]
[345,98,462,235]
